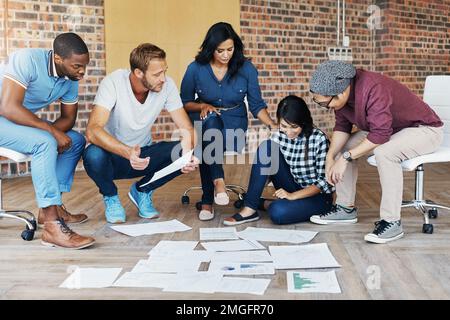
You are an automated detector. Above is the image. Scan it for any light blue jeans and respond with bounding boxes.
[0,116,85,208]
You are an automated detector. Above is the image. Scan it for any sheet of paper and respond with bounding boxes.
[59,268,122,289]
[110,219,191,237]
[200,227,239,241]
[209,262,275,275]
[141,150,193,187]
[163,272,223,293]
[113,272,177,289]
[149,250,213,263]
[287,271,341,294]
[131,259,201,274]
[211,250,273,263]
[237,227,318,244]
[201,239,265,252]
[216,277,271,296]
[148,240,199,255]
[269,243,341,269]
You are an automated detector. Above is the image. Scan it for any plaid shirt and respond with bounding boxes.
[271,128,334,194]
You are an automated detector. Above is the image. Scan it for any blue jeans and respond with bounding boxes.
[82,141,183,196]
[244,140,333,225]
[0,116,86,208]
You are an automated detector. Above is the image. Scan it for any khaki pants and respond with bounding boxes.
[335,126,443,221]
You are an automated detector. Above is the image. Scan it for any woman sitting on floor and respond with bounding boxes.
[224,95,334,226]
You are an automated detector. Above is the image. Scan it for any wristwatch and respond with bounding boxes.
[342,151,353,162]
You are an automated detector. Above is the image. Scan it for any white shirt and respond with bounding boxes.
[93,69,183,147]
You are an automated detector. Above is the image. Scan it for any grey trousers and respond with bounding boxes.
[335,125,443,221]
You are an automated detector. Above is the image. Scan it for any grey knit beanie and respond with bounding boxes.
[310,60,356,96]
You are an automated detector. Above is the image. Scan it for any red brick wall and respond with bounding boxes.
[241,0,374,140]
[240,0,450,146]
[0,0,105,177]
[374,0,450,94]
[1,0,449,177]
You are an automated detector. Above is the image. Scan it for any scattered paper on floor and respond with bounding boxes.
[59,268,122,289]
[269,243,341,269]
[238,227,317,244]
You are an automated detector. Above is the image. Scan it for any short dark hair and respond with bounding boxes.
[130,43,166,73]
[195,22,248,78]
[53,33,89,59]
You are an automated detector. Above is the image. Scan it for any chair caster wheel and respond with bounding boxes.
[428,209,438,219]
[196,201,203,211]
[422,224,434,234]
[181,195,190,205]
[21,229,34,241]
[234,200,244,209]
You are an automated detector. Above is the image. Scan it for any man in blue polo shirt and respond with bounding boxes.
[0,33,95,250]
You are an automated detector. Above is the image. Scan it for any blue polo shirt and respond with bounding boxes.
[0,48,78,113]
[180,60,267,129]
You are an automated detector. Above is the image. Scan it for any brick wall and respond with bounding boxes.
[0,0,105,177]
[1,0,449,177]
[240,0,450,149]
[374,0,450,94]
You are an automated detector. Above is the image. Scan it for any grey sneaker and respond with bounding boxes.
[364,220,404,244]
[310,204,358,225]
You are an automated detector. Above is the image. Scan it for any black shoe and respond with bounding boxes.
[223,212,260,226]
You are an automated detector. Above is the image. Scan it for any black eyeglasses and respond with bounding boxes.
[312,96,335,109]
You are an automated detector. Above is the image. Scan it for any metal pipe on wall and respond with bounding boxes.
[337,0,340,45]
[342,0,346,44]
[2,0,9,57]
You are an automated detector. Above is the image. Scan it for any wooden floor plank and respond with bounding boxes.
[1,160,450,299]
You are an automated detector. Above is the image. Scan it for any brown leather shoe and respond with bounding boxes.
[57,205,89,224]
[38,205,88,225]
[41,218,95,250]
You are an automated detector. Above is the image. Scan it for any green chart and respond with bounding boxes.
[293,273,319,290]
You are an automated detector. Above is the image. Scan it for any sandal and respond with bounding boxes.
[223,212,260,226]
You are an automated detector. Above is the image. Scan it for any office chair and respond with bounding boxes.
[0,147,37,241]
[367,75,450,234]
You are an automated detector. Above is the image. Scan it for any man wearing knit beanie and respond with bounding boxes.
[308,60,443,244]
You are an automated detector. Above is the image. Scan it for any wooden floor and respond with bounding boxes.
[1,159,450,300]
